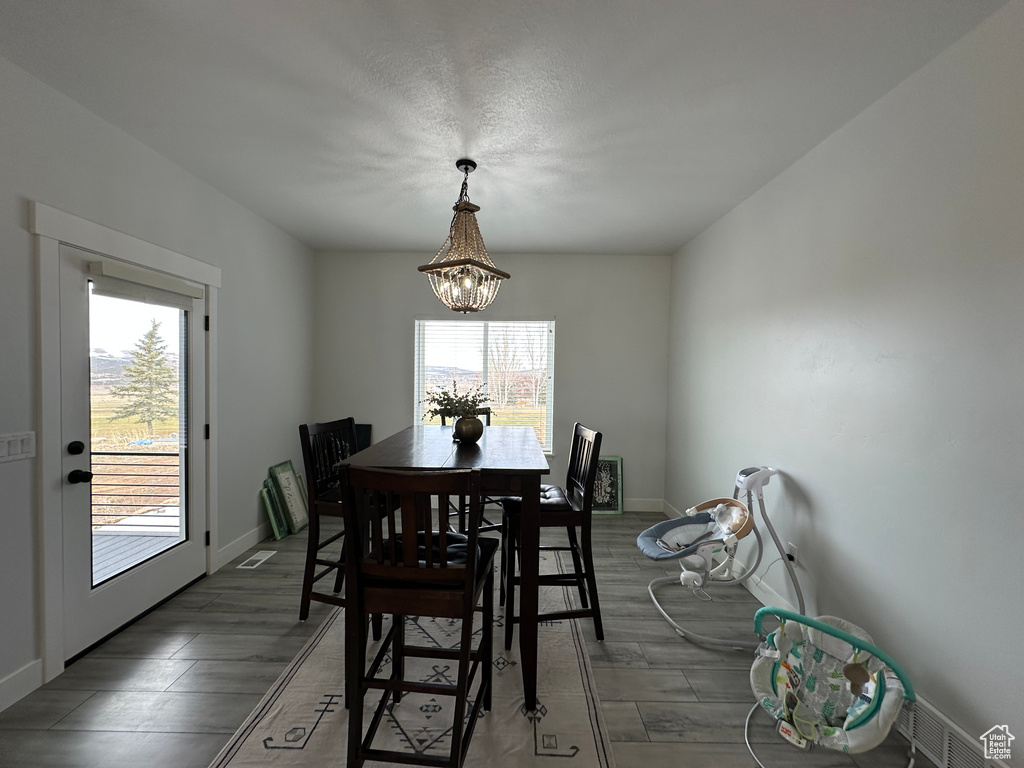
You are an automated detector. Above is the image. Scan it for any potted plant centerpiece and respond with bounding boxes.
[423,381,489,444]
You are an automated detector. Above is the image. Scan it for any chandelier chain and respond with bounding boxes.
[446,169,472,231]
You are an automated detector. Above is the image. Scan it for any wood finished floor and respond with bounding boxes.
[0,511,929,768]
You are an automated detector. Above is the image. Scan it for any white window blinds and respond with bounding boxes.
[414,319,555,452]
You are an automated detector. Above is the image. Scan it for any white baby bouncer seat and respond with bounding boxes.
[636,467,797,651]
[749,607,916,760]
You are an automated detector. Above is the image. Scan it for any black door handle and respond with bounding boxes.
[68,469,94,484]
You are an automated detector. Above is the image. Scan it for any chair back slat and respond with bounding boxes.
[370,488,389,565]
[299,418,358,502]
[564,423,602,514]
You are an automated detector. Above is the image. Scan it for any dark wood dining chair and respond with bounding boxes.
[296,417,359,621]
[340,466,496,768]
[499,422,604,650]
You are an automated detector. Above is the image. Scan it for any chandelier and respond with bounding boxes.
[418,159,510,313]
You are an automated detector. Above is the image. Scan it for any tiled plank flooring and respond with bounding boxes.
[0,532,330,768]
[0,511,928,768]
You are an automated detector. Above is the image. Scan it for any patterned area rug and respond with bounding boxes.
[208,553,615,767]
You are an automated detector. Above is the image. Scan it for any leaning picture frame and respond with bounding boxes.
[269,459,309,533]
[592,456,624,514]
[296,472,308,510]
[261,479,288,541]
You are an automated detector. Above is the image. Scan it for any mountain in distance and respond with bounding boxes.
[90,348,180,389]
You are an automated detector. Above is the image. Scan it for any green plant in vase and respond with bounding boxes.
[423,381,489,443]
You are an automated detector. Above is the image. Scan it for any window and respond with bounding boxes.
[414,319,555,452]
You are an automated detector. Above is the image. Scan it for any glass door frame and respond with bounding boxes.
[33,202,222,680]
[87,281,192,587]
[59,243,208,659]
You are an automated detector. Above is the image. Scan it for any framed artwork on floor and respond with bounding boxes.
[261,479,288,540]
[269,459,309,533]
[593,456,623,514]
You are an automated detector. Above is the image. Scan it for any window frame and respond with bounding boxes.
[413,318,555,452]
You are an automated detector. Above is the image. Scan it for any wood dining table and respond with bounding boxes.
[344,424,550,709]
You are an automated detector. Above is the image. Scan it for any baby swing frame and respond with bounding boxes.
[640,467,805,650]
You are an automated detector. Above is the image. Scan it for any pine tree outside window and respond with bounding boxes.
[109,319,178,436]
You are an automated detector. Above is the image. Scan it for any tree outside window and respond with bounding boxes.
[109,319,178,436]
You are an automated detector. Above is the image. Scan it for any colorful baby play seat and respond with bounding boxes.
[750,607,915,758]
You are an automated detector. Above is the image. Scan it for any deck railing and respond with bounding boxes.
[91,451,182,533]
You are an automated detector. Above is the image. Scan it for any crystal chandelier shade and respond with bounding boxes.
[418,159,510,313]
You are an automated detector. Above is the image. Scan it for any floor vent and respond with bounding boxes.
[898,698,1011,768]
[236,550,277,569]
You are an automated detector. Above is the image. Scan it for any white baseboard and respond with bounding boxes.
[740,569,797,613]
[624,498,664,513]
[0,659,43,714]
[663,500,685,518]
[210,522,273,572]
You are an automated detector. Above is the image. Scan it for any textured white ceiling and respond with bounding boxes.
[0,0,1007,254]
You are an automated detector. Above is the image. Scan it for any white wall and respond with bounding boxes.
[312,251,671,506]
[666,0,1024,742]
[0,54,313,702]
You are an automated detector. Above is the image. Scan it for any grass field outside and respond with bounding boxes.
[90,388,182,529]
[423,404,548,447]
[90,389,180,445]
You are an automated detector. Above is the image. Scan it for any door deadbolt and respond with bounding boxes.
[67,440,86,455]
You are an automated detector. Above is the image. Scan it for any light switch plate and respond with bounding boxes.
[0,432,36,463]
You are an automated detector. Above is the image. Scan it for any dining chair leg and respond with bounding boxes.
[331,549,345,594]
[503,516,519,652]
[298,516,320,621]
[480,565,494,712]
[498,516,508,607]
[564,526,589,609]
[580,527,604,642]
[346,609,366,764]
[391,614,404,704]
[450,609,475,766]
